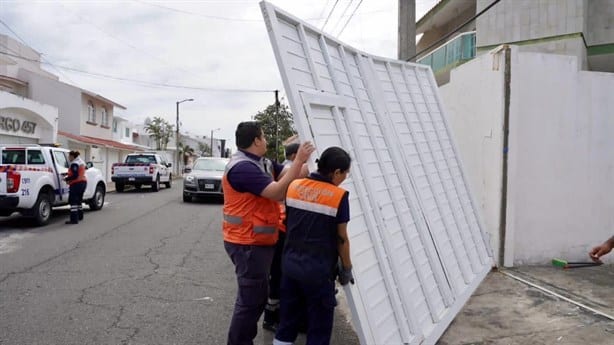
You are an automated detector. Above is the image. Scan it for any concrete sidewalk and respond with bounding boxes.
[439,265,614,344]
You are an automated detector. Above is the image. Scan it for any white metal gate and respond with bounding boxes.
[261,2,493,344]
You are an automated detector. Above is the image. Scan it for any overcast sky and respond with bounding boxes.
[1,0,435,149]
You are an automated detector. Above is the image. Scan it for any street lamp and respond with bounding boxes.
[210,128,221,157]
[176,98,193,174]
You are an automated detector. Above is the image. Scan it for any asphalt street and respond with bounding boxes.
[0,186,360,345]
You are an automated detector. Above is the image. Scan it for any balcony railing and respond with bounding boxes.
[417,31,476,74]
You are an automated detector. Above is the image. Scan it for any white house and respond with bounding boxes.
[1,33,141,181]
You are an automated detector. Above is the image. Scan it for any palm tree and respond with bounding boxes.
[178,143,195,166]
[197,142,210,157]
[145,116,174,150]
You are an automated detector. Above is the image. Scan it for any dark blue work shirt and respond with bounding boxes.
[227,150,284,196]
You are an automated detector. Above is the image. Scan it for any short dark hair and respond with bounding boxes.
[317,146,351,176]
[69,150,80,158]
[235,121,263,149]
[285,143,299,158]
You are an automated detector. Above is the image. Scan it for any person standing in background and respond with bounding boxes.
[64,150,87,225]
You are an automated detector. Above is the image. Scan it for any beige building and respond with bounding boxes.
[0,33,141,181]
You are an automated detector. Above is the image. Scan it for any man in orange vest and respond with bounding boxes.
[222,121,314,345]
[64,150,87,225]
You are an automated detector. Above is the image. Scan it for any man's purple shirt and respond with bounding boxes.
[227,150,284,196]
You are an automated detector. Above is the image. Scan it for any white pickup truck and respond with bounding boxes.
[0,145,107,225]
[111,152,172,192]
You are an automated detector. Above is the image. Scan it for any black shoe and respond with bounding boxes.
[262,321,277,332]
[65,221,78,225]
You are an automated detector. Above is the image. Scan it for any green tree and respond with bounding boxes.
[197,141,210,157]
[253,102,297,161]
[145,116,174,150]
[178,142,195,166]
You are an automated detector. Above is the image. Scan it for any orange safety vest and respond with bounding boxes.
[278,202,287,232]
[283,176,347,282]
[222,151,280,246]
[67,157,87,186]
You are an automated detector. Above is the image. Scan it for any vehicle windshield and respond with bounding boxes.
[125,155,156,164]
[192,159,228,171]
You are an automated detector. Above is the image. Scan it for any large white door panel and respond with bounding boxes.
[261,2,492,344]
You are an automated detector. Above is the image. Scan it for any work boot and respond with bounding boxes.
[78,208,84,221]
[66,210,78,224]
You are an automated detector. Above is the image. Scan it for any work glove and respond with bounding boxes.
[337,261,355,286]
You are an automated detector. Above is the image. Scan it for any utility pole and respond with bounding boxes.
[398,0,416,61]
[210,128,220,157]
[176,98,193,174]
[274,90,280,162]
[176,102,180,174]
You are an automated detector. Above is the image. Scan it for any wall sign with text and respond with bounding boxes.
[0,116,37,135]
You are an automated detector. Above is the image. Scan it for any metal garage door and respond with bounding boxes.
[261,2,493,344]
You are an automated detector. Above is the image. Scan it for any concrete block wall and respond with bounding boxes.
[586,0,614,46]
[476,0,587,47]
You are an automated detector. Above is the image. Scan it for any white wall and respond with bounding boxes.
[506,50,614,265]
[18,70,81,135]
[439,46,614,266]
[0,91,58,143]
[440,50,505,262]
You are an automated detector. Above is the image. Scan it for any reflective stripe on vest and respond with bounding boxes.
[67,157,87,185]
[286,198,338,217]
[221,150,280,246]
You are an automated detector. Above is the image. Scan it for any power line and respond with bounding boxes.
[0,50,274,93]
[321,0,340,30]
[0,18,76,84]
[331,0,355,33]
[58,3,200,81]
[408,0,501,61]
[337,0,364,37]
[135,0,386,24]
[133,0,262,22]
[317,0,333,23]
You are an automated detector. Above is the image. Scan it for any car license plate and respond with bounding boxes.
[205,183,214,189]
[129,177,135,181]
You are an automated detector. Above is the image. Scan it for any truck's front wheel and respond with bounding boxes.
[33,192,52,226]
[116,183,125,193]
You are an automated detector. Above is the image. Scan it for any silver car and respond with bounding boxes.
[182,157,229,202]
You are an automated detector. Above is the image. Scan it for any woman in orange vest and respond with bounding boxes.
[64,150,87,225]
[274,146,354,345]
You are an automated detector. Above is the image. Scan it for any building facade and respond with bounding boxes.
[1,33,141,181]
[403,1,614,265]
[409,0,614,85]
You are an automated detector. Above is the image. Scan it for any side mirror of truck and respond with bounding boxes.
[167,163,172,168]
[86,162,94,169]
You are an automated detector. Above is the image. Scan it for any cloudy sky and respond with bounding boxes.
[1,0,435,149]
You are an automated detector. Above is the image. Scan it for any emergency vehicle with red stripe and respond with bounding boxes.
[0,145,107,225]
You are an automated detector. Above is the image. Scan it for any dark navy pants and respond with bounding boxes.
[68,181,86,223]
[224,241,275,345]
[275,276,336,345]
